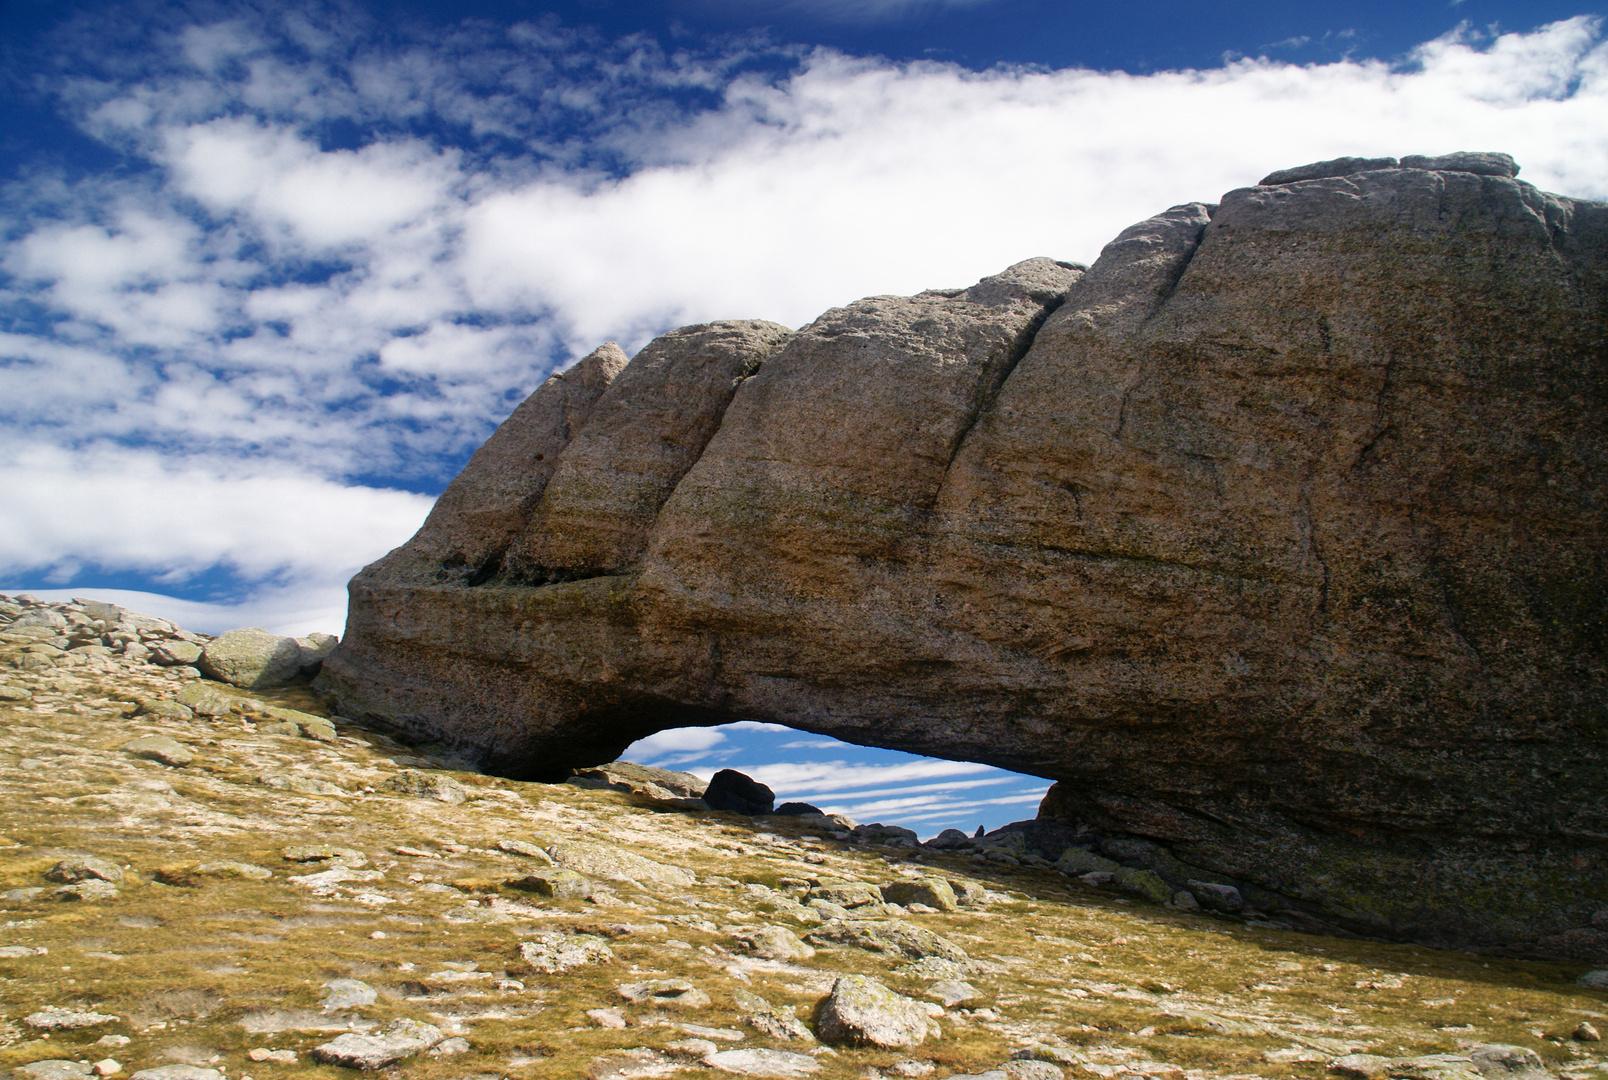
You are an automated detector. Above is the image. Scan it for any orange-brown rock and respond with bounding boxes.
[318,155,1608,957]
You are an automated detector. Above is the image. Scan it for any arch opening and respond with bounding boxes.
[615,721,1052,841]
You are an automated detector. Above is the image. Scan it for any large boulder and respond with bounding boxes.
[317,156,1608,958]
[200,628,302,689]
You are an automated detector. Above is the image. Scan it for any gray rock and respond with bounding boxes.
[703,769,775,815]
[47,857,124,886]
[731,925,814,960]
[1002,1063,1064,1080]
[0,684,33,702]
[733,989,814,1043]
[428,1037,470,1057]
[281,845,366,866]
[1467,1045,1547,1080]
[199,629,302,690]
[807,919,968,963]
[311,1018,444,1069]
[14,1062,94,1080]
[192,861,273,881]
[53,880,119,902]
[384,770,467,803]
[134,699,193,720]
[546,841,694,887]
[666,1039,719,1062]
[0,945,45,957]
[816,974,939,1048]
[295,633,338,675]
[25,1007,120,1030]
[617,979,711,1008]
[807,882,882,908]
[259,775,345,796]
[1260,156,1399,185]
[1576,1021,1602,1042]
[1188,880,1244,914]
[122,736,194,767]
[1400,152,1518,177]
[927,980,983,1007]
[3,887,44,901]
[1577,969,1608,988]
[506,869,593,900]
[518,932,614,972]
[923,829,972,850]
[128,1069,219,1080]
[496,839,556,863]
[880,878,958,911]
[1111,867,1171,904]
[321,979,377,1012]
[149,642,203,667]
[704,1049,822,1076]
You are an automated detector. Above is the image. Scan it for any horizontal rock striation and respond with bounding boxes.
[318,155,1608,958]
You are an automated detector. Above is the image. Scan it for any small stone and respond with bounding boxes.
[617,979,711,1008]
[321,979,377,1012]
[703,769,775,815]
[0,684,33,701]
[295,633,338,676]
[1111,867,1171,904]
[587,1008,629,1029]
[311,1018,444,1069]
[96,1037,131,1049]
[1574,1022,1601,1042]
[91,1062,121,1077]
[1468,1044,1548,1080]
[816,974,939,1048]
[497,839,556,863]
[1328,1055,1395,1080]
[46,857,124,886]
[704,1048,822,1076]
[121,735,194,768]
[506,869,593,900]
[1577,970,1608,988]
[256,722,300,737]
[2,887,44,900]
[259,774,345,796]
[0,945,45,957]
[808,882,882,908]
[134,700,193,720]
[732,925,814,960]
[666,1038,718,1061]
[25,1007,120,1031]
[1171,890,1200,911]
[194,861,273,881]
[428,1037,470,1057]
[927,980,983,1008]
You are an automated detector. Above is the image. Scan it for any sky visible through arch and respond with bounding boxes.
[2,0,1606,836]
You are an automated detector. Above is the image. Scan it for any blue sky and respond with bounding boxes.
[3,0,1607,837]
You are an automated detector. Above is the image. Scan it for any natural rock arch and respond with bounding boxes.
[318,154,1608,959]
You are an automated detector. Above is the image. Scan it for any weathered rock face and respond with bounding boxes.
[318,155,1608,957]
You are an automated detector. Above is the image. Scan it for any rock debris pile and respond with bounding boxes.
[3,595,1608,1080]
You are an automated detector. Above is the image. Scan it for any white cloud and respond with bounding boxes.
[623,727,731,759]
[6,9,1608,647]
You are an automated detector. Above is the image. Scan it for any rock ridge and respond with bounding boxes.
[317,154,1608,959]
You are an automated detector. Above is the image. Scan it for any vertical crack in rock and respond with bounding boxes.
[504,320,795,585]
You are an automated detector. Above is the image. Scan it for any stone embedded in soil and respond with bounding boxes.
[121,735,194,767]
[617,978,712,1008]
[321,979,378,1012]
[807,918,969,963]
[311,1018,444,1069]
[15,1062,94,1080]
[46,856,123,885]
[384,769,468,803]
[506,868,593,899]
[704,1048,823,1076]
[518,932,614,972]
[25,1006,120,1030]
[732,924,815,960]
[816,974,939,1048]
[927,979,984,1007]
[881,877,959,911]
[128,1068,222,1080]
[497,838,556,862]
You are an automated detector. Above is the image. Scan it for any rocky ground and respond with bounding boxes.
[2,595,1606,1080]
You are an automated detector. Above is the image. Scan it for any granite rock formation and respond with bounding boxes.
[317,154,1608,958]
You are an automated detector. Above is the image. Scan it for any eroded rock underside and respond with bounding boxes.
[317,154,1608,959]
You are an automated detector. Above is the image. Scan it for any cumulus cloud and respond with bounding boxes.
[4,5,1607,630]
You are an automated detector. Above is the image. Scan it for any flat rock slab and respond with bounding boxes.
[312,1019,444,1069]
[14,1062,94,1080]
[704,1048,822,1076]
[25,1007,120,1031]
[121,736,193,768]
[128,1069,221,1080]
